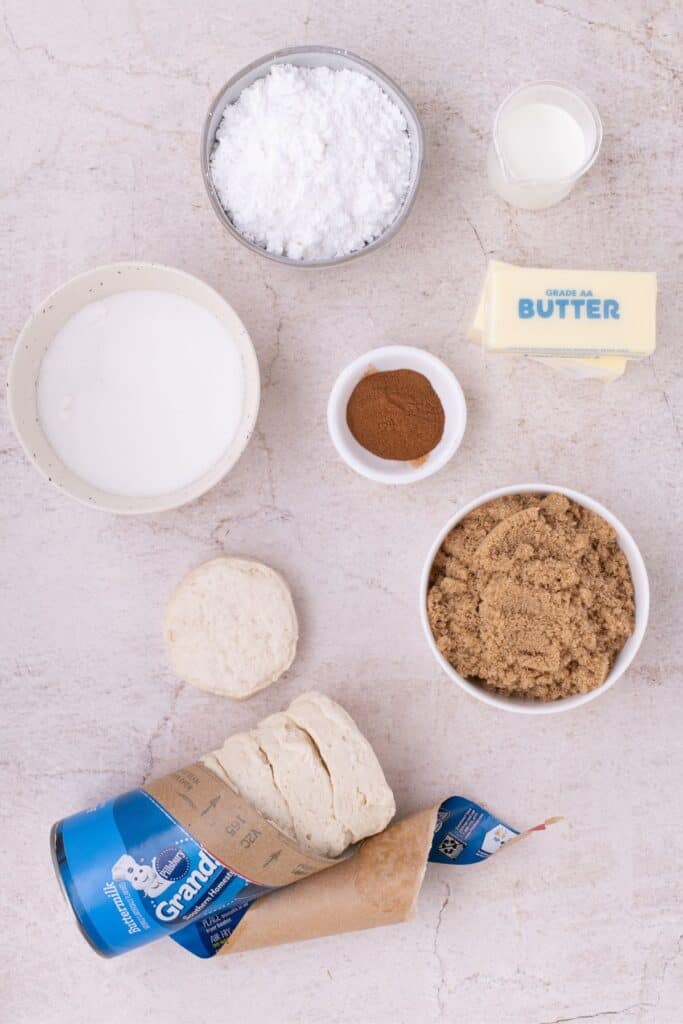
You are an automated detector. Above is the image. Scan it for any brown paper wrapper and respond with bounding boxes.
[215,810,561,956]
[144,762,438,957]
[146,764,556,958]
[218,805,440,955]
[144,763,343,887]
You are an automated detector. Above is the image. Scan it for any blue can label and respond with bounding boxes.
[53,780,521,960]
[53,789,269,957]
[429,796,518,864]
[170,902,255,958]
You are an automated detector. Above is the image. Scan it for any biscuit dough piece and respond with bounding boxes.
[200,751,232,786]
[287,691,395,843]
[203,732,295,842]
[164,557,298,699]
[255,712,351,859]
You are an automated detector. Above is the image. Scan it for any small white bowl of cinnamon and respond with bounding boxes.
[327,345,467,485]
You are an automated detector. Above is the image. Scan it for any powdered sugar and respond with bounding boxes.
[210,64,412,261]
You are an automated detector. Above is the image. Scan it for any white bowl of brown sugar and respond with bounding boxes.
[420,484,649,714]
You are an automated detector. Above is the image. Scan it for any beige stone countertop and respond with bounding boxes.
[1,1,681,1022]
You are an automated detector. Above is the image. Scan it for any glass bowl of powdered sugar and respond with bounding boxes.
[201,46,424,267]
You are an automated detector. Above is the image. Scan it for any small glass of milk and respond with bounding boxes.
[487,81,602,210]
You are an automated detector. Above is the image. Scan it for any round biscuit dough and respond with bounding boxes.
[164,557,298,699]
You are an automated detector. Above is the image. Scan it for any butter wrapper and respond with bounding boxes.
[468,260,633,378]
[484,263,657,358]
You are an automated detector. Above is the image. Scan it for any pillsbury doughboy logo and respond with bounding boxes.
[111,852,173,898]
[109,845,191,902]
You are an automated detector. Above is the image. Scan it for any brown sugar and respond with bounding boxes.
[346,368,445,461]
[427,493,636,701]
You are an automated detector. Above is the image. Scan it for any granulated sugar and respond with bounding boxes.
[37,291,245,497]
[210,64,412,261]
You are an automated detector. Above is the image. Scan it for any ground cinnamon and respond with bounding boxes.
[346,368,445,461]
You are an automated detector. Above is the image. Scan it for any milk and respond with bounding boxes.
[488,83,601,210]
[37,290,245,497]
[497,103,586,180]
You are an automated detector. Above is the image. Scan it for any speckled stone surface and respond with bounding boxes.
[1,2,681,1022]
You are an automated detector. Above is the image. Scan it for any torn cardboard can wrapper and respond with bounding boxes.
[52,761,538,960]
[210,805,439,957]
[199,796,537,958]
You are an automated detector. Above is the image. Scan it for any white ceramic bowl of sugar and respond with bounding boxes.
[7,262,260,514]
[420,484,650,714]
[327,345,467,484]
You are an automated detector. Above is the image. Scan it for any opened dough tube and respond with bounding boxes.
[52,691,544,959]
[51,692,397,958]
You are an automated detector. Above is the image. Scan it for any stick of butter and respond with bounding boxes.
[533,355,627,381]
[468,261,628,381]
[485,262,657,358]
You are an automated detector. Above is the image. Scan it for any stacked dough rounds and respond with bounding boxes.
[201,692,396,858]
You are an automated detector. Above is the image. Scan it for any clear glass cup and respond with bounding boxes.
[487,81,602,210]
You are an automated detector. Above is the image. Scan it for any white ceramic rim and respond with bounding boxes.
[492,80,603,186]
[327,345,467,485]
[7,261,261,515]
[420,484,650,714]
[200,45,425,268]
